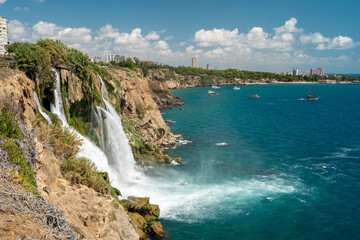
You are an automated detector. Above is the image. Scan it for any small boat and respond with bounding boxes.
[248,94,260,98]
[208,90,219,96]
[306,88,320,100]
[233,86,240,90]
[212,86,220,89]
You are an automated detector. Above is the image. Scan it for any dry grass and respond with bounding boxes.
[33,120,81,160]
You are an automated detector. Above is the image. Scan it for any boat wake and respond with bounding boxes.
[215,142,229,146]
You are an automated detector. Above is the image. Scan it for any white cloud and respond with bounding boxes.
[300,33,355,50]
[300,32,330,44]
[153,40,172,55]
[336,55,351,62]
[8,20,30,42]
[145,31,160,40]
[317,36,355,50]
[274,17,302,34]
[164,35,173,40]
[178,41,186,46]
[192,18,302,52]
[31,21,92,45]
[96,24,121,40]
[0,0,6,4]
[14,6,30,11]
[194,28,240,47]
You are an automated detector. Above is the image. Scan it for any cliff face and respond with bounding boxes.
[110,68,180,146]
[147,69,242,90]
[0,67,139,240]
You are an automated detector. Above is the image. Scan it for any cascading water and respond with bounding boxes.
[34,91,52,124]
[48,68,119,186]
[50,68,68,128]
[48,67,141,195]
[96,77,141,185]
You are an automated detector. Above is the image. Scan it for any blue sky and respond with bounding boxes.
[1,0,359,73]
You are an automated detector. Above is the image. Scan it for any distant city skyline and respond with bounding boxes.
[1,0,360,73]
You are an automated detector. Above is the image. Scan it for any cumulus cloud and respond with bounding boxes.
[145,31,160,40]
[274,18,302,34]
[0,0,6,4]
[194,28,240,47]
[317,36,355,50]
[8,20,30,42]
[31,21,92,44]
[300,32,330,44]
[193,18,299,52]
[300,33,355,50]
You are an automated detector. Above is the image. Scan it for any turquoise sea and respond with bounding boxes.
[154,84,360,240]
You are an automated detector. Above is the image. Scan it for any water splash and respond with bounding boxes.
[34,91,52,124]
[97,77,141,187]
[50,67,68,128]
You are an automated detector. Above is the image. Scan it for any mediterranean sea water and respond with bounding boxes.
[154,84,360,240]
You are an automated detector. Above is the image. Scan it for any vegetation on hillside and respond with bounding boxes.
[0,107,38,196]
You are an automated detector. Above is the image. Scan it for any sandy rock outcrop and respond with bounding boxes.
[60,68,84,103]
[111,69,179,146]
[36,140,139,240]
[0,68,37,126]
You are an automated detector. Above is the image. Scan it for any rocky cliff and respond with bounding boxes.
[0,67,140,240]
[146,68,242,90]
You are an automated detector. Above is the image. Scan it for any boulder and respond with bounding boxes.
[148,222,165,239]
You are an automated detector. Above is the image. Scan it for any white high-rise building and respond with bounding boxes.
[105,53,114,63]
[191,57,198,68]
[0,17,8,55]
[293,67,299,76]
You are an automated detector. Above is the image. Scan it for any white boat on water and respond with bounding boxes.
[233,86,240,90]
[208,90,219,96]
[212,86,220,89]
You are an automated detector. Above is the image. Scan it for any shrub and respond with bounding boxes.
[61,157,119,199]
[33,119,81,160]
[1,139,38,196]
[0,106,23,140]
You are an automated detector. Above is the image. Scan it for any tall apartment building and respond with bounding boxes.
[293,67,299,76]
[0,17,8,55]
[191,57,198,68]
[310,68,325,76]
[207,64,210,70]
[105,53,114,63]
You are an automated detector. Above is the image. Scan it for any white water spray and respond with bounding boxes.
[34,91,52,124]
[97,77,141,186]
[50,68,68,128]
[48,68,117,183]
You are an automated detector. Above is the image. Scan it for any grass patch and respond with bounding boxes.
[61,157,119,200]
[1,139,38,196]
[135,103,146,120]
[0,106,23,140]
[108,211,117,222]
[33,119,81,160]
[57,184,66,191]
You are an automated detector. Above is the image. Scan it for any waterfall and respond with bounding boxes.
[49,67,114,180]
[34,91,52,124]
[97,76,141,184]
[48,67,141,196]
[50,68,68,128]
